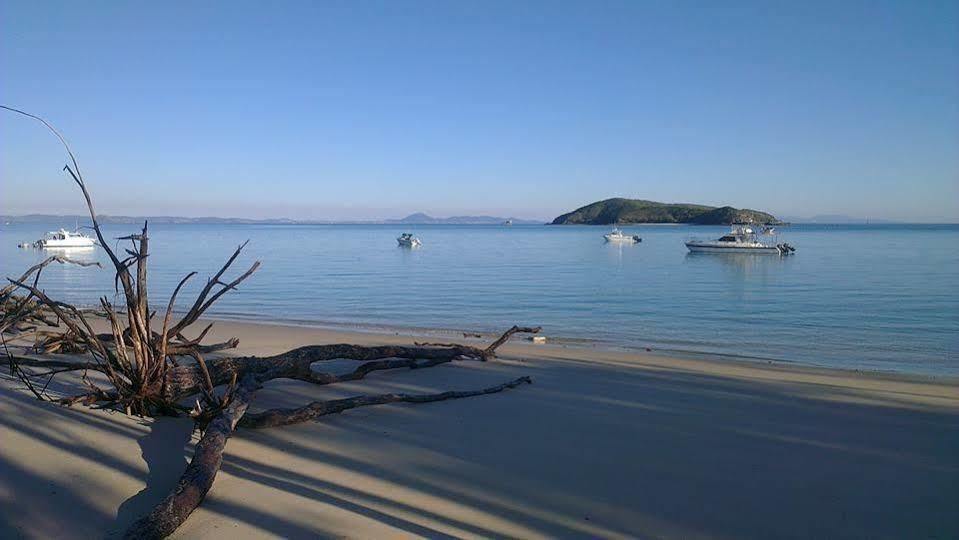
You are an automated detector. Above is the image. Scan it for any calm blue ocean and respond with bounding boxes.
[2,222,957,375]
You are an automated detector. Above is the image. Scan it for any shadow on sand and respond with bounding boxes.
[2,355,958,539]
[110,417,194,536]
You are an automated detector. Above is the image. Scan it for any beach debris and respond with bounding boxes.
[0,105,541,540]
[530,336,547,344]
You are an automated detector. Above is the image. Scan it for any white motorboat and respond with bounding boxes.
[397,233,422,247]
[685,223,794,254]
[604,228,641,243]
[35,229,97,248]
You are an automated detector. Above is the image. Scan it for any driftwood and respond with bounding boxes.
[1,105,538,538]
[240,375,533,429]
[124,374,259,540]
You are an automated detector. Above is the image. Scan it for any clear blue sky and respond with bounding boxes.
[2,0,957,221]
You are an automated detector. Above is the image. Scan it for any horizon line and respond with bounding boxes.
[3,212,957,226]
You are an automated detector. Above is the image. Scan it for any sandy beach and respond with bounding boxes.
[1,319,957,539]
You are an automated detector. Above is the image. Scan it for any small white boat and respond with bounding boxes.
[397,233,422,247]
[36,228,97,248]
[604,228,641,243]
[685,224,794,254]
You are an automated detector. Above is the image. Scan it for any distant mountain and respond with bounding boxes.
[385,213,542,225]
[551,198,780,225]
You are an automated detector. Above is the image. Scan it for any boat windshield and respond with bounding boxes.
[718,235,739,242]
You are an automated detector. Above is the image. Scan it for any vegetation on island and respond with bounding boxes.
[551,198,780,225]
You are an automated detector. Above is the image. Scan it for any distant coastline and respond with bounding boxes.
[0,212,544,226]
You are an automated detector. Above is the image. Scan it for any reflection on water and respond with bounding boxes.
[42,246,98,257]
[604,239,639,266]
[682,252,792,300]
[684,252,789,275]
[1,222,957,375]
[17,246,104,291]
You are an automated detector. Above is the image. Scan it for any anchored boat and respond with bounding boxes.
[33,229,97,248]
[685,223,795,255]
[604,228,642,243]
[397,233,422,248]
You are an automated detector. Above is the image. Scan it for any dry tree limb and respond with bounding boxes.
[1,257,101,341]
[159,271,197,365]
[241,375,532,429]
[0,255,101,300]
[163,325,541,400]
[59,388,119,407]
[1,355,103,372]
[165,242,260,338]
[1,334,46,400]
[483,325,541,355]
[8,279,115,366]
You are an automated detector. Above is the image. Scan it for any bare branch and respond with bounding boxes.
[484,325,542,357]
[241,376,532,429]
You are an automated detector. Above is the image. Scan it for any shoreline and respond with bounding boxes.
[22,300,959,378]
[201,318,959,397]
[202,314,959,381]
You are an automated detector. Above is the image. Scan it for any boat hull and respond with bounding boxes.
[604,235,641,243]
[685,242,781,254]
[40,239,96,248]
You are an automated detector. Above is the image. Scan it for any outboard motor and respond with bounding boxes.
[775,243,796,254]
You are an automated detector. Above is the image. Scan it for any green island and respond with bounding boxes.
[551,198,780,225]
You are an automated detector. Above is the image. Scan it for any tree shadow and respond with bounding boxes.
[110,416,195,535]
[0,454,115,539]
[215,356,959,539]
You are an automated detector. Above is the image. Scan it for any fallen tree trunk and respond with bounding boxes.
[164,326,540,400]
[123,374,260,540]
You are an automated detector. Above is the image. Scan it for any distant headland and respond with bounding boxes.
[551,198,780,225]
